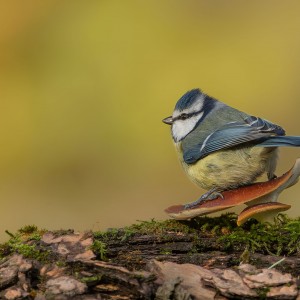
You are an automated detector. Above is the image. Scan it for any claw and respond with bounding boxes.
[208,191,224,200]
[184,188,224,210]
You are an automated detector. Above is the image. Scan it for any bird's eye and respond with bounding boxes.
[180,113,188,120]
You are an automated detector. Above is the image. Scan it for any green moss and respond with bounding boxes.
[218,214,300,255]
[255,287,270,299]
[94,218,199,243]
[124,219,189,235]
[18,225,39,234]
[8,242,43,260]
[93,213,300,260]
[80,275,102,285]
[90,240,107,260]
[190,213,238,233]
[0,225,49,261]
[94,228,118,239]
[56,261,67,267]
[4,212,299,266]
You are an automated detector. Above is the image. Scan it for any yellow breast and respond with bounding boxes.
[176,144,276,191]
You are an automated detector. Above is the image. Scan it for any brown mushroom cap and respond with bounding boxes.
[237,202,291,226]
[165,203,230,220]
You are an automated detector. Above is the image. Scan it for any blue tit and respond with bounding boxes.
[163,89,300,209]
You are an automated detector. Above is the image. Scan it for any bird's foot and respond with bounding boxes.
[268,174,278,180]
[184,188,224,210]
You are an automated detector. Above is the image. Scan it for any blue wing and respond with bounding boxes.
[183,116,286,164]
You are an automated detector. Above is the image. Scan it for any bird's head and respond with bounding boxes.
[163,89,211,142]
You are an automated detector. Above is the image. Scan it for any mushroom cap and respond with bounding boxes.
[237,202,291,226]
[165,203,229,220]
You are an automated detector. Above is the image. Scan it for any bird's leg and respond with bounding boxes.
[184,187,224,210]
[268,173,277,180]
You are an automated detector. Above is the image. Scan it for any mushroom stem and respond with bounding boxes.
[237,202,291,226]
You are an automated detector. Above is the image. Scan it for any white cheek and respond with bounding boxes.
[172,120,188,142]
[172,112,204,142]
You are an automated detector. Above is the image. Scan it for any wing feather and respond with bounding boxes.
[183,116,285,164]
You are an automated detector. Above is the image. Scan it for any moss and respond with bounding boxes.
[90,240,107,260]
[3,212,300,264]
[56,261,67,267]
[0,225,50,261]
[93,213,300,261]
[80,275,102,285]
[94,218,199,243]
[18,225,39,234]
[255,287,270,299]
[218,214,300,255]
[8,242,44,260]
[187,212,238,233]
[124,218,193,235]
[94,228,118,239]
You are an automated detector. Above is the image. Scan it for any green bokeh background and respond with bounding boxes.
[1,1,300,240]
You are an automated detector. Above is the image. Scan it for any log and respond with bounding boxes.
[0,215,300,299]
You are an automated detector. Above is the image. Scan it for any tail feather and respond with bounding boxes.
[257,136,300,147]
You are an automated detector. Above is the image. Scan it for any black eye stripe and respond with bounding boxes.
[173,111,201,121]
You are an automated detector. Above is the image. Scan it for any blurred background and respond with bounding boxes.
[1,0,300,240]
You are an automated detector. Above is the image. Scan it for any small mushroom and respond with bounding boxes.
[165,158,300,222]
[237,202,291,226]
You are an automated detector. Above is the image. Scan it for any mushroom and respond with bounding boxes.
[237,202,291,226]
[165,158,300,222]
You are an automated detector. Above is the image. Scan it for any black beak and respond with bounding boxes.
[162,116,173,125]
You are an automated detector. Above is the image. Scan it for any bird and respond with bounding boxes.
[163,88,300,209]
